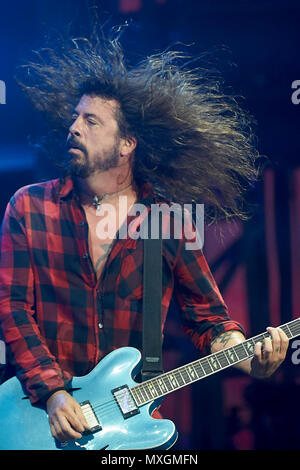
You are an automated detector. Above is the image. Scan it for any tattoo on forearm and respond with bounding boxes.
[211,331,234,348]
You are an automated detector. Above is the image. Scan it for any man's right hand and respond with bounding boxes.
[46,390,91,442]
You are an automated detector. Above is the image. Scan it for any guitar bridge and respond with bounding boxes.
[80,400,102,433]
[112,385,140,419]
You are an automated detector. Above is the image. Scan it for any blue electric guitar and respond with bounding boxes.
[0,317,299,450]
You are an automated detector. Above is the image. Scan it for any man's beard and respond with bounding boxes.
[65,138,120,178]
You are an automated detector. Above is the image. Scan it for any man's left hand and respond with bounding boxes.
[250,327,289,378]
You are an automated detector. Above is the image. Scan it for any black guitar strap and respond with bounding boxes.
[141,213,164,382]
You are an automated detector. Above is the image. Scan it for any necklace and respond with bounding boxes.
[92,182,133,211]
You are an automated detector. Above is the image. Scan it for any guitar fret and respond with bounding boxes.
[147,382,159,399]
[213,354,222,370]
[163,376,172,392]
[201,358,213,375]
[140,384,152,401]
[152,378,163,396]
[244,339,255,356]
[174,369,185,386]
[183,367,193,382]
[180,368,192,384]
[235,343,248,360]
[136,388,144,404]
[242,341,251,357]
[145,385,154,400]
[167,373,179,389]
[216,350,230,367]
[163,375,173,392]
[291,328,300,340]
[291,319,300,335]
[223,349,233,365]
[131,388,142,406]
[225,347,239,364]
[152,380,162,396]
[284,324,293,338]
[157,377,168,394]
[193,361,205,378]
[207,355,221,372]
[292,325,300,336]
[136,386,146,403]
[187,364,199,381]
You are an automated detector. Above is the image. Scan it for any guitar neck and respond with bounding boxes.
[131,318,300,407]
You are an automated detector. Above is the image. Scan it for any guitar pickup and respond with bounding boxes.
[111,385,140,419]
[79,400,102,433]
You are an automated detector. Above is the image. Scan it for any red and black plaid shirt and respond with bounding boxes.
[0,176,244,404]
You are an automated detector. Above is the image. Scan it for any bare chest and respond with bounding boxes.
[82,197,135,280]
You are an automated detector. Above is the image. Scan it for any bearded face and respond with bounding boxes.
[65,94,123,178]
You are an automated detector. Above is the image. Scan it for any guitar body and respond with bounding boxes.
[0,347,177,450]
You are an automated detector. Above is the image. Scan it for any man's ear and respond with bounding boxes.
[120,136,137,157]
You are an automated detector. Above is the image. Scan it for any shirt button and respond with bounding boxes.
[98,322,103,329]
[83,252,89,259]
[79,221,85,226]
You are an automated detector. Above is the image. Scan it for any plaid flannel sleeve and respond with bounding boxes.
[173,232,245,357]
[0,194,66,404]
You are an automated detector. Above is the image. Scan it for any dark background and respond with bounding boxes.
[0,0,299,450]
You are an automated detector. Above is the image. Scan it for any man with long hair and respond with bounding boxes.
[0,26,289,443]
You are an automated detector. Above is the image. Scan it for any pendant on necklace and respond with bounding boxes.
[92,195,102,211]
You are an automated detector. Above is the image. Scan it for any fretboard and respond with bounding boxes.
[131,317,300,407]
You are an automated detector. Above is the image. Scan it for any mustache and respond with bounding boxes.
[66,137,86,153]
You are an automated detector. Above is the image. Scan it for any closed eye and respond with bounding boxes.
[70,113,78,123]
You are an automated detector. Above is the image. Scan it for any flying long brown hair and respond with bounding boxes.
[17,24,261,221]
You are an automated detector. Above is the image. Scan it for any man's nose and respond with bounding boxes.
[69,117,82,137]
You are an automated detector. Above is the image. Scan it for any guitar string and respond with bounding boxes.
[80,322,300,421]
